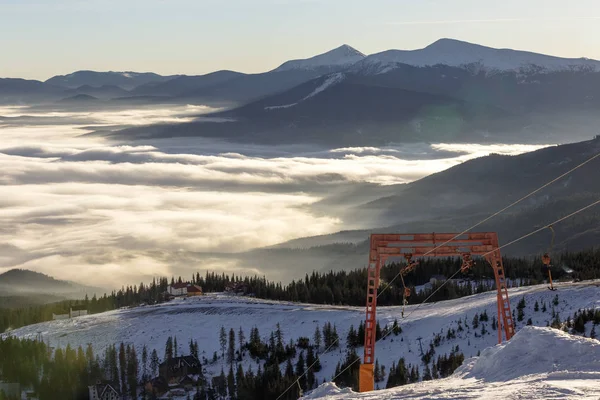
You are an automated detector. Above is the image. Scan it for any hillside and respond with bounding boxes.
[189,138,600,280]
[306,326,600,399]
[4,280,599,396]
[0,269,105,298]
[115,76,536,146]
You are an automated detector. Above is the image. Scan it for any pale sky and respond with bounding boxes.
[1,0,599,80]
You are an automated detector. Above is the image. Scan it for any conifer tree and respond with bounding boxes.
[227,365,236,399]
[220,326,227,358]
[313,324,322,351]
[238,326,246,357]
[150,349,159,377]
[142,345,148,380]
[472,314,479,329]
[127,345,138,399]
[119,343,127,394]
[296,351,306,390]
[228,328,236,366]
[164,337,173,363]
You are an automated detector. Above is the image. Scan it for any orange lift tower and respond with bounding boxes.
[359,232,515,392]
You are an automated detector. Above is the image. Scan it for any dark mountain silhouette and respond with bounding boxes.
[0,269,106,298]
[0,78,63,104]
[45,70,178,90]
[113,73,542,146]
[63,84,130,99]
[131,70,245,97]
[58,93,100,103]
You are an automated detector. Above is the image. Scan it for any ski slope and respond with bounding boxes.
[3,281,600,395]
[305,326,600,399]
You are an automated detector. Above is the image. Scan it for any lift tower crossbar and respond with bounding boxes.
[359,232,515,392]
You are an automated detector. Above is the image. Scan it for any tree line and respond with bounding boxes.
[3,248,600,334]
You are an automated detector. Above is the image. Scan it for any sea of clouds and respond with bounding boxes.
[0,105,551,287]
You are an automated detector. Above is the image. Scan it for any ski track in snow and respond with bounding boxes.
[3,280,600,399]
[265,73,344,110]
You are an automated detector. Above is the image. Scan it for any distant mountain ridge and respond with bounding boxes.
[45,70,179,90]
[0,269,106,298]
[274,44,366,71]
[355,38,600,75]
[4,38,600,117]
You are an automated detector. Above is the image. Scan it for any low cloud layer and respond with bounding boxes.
[0,105,551,288]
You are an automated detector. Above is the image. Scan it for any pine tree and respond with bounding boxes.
[150,349,159,377]
[534,301,539,312]
[284,359,294,378]
[142,345,148,380]
[174,336,178,358]
[472,314,479,329]
[432,363,439,380]
[220,326,227,358]
[313,353,322,372]
[164,337,173,363]
[227,365,236,399]
[374,359,382,383]
[542,302,548,312]
[313,324,322,352]
[392,318,401,335]
[346,325,357,349]
[238,326,246,357]
[307,346,315,368]
[357,320,365,345]
[119,343,127,394]
[296,351,306,390]
[332,324,340,348]
[423,364,432,381]
[127,345,139,400]
[228,328,236,366]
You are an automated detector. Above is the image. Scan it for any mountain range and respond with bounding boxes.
[0,269,106,299]
[3,39,600,108]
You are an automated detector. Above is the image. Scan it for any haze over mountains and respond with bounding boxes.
[4,38,599,147]
[0,269,105,299]
[2,38,600,286]
[194,137,600,280]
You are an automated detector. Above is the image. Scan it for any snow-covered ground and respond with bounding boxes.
[4,280,600,396]
[356,38,600,75]
[305,326,600,399]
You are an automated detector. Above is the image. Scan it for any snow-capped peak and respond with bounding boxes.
[356,38,600,74]
[274,44,365,72]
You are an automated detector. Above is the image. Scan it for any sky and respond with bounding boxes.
[1,0,599,80]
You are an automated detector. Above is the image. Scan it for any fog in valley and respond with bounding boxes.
[0,104,553,287]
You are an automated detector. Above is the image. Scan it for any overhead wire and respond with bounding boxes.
[276,150,600,400]
[331,196,600,384]
[377,149,600,299]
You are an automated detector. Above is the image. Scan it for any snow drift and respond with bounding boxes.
[457,326,600,381]
[305,326,600,399]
